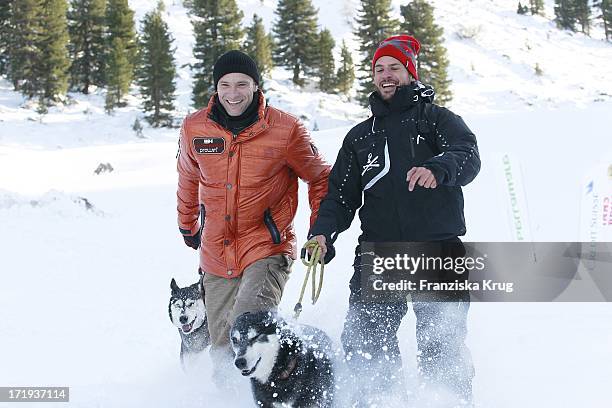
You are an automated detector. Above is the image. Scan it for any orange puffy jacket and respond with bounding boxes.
[177,91,331,278]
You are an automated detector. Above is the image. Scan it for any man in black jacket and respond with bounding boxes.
[309,35,480,406]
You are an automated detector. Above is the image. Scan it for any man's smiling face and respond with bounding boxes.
[373,55,412,101]
[217,72,257,116]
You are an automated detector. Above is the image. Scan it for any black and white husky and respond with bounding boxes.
[230,311,335,408]
[168,278,210,371]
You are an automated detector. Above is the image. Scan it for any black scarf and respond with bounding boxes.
[210,92,260,135]
[369,82,435,118]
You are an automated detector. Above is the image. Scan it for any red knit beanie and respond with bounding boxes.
[372,35,421,80]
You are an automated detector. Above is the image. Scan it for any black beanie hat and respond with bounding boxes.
[213,50,260,89]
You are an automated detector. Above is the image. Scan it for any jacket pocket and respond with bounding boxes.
[199,204,206,235]
[263,208,281,244]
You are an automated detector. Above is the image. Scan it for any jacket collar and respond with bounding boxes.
[369,81,435,118]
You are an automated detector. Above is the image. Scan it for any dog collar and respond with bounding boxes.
[277,357,298,380]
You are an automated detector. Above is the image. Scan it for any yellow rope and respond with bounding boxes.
[294,239,325,319]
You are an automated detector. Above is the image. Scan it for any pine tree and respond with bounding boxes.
[7,0,43,95]
[555,0,591,33]
[105,36,131,111]
[400,0,452,105]
[354,0,399,105]
[132,117,144,137]
[517,2,529,15]
[316,28,336,93]
[555,0,576,30]
[67,0,106,94]
[605,0,612,41]
[336,40,355,97]
[244,14,273,89]
[104,0,137,109]
[37,0,71,102]
[534,62,544,76]
[191,0,244,107]
[0,0,11,76]
[272,0,320,86]
[8,0,69,101]
[137,4,177,127]
[574,0,591,34]
[529,0,544,15]
[594,0,612,40]
[106,0,137,73]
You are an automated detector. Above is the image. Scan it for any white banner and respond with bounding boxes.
[496,153,533,242]
[580,162,612,243]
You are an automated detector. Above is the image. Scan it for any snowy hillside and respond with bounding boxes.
[3,0,612,148]
[2,0,612,407]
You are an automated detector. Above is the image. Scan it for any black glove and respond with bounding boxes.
[322,241,336,264]
[183,231,201,250]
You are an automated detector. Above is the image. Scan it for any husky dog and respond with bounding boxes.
[230,311,335,408]
[168,278,210,371]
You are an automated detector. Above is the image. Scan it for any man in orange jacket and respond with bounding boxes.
[176,50,330,382]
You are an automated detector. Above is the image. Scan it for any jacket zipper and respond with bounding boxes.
[199,204,206,236]
[263,208,282,244]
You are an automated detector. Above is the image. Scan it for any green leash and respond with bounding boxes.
[294,239,325,319]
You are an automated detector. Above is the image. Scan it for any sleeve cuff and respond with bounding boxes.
[179,225,200,236]
[423,163,447,185]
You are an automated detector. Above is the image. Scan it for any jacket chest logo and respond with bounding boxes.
[362,153,380,176]
[193,137,225,154]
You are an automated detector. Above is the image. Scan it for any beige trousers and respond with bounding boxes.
[202,254,292,382]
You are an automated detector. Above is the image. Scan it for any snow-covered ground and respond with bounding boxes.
[2,103,612,407]
[2,0,612,407]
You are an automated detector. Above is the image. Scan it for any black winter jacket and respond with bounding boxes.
[309,83,480,245]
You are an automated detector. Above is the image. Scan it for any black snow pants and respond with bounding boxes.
[341,244,474,405]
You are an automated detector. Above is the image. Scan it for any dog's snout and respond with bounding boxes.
[179,315,188,324]
[235,357,247,369]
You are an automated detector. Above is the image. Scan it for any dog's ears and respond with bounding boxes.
[189,281,202,296]
[170,278,180,294]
